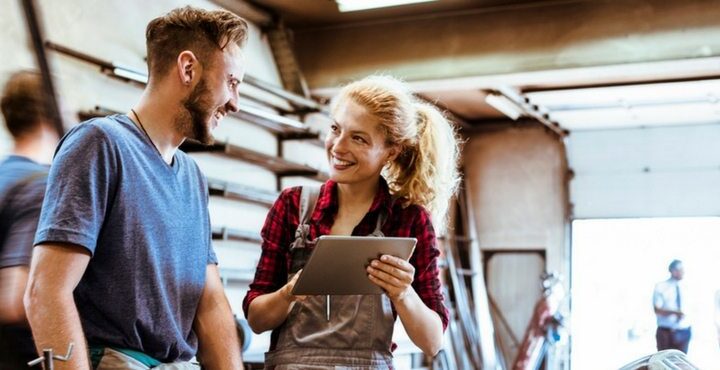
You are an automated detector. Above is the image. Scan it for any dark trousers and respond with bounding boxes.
[0,324,37,370]
[656,327,691,354]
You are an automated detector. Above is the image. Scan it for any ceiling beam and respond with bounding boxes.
[210,0,274,27]
[294,0,720,90]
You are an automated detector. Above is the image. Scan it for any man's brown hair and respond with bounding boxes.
[145,6,248,81]
[0,71,52,139]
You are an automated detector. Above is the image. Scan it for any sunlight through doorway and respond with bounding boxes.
[571,218,720,369]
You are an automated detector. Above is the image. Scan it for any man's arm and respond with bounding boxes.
[654,306,684,317]
[194,264,243,370]
[0,266,29,324]
[0,176,46,324]
[24,243,91,370]
[653,288,683,318]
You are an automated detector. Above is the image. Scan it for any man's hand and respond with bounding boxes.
[366,255,415,302]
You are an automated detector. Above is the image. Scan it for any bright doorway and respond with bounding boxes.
[571,218,720,369]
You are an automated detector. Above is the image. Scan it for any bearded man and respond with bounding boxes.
[24,6,247,370]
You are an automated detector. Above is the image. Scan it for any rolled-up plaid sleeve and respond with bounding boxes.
[410,208,449,331]
[242,188,296,317]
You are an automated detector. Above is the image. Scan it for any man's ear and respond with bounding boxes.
[176,51,199,86]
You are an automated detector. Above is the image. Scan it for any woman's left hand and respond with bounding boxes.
[367,255,415,301]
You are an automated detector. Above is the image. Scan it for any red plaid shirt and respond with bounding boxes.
[242,178,448,350]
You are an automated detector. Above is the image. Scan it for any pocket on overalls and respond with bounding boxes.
[284,295,380,349]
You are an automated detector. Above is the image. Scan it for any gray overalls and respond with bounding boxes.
[263,186,396,370]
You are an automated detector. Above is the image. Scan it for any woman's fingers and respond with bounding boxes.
[367,257,415,300]
[368,257,413,284]
[282,269,306,302]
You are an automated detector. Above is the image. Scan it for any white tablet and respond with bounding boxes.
[291,235,417,295]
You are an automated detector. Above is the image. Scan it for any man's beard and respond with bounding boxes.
[177,78,215,145]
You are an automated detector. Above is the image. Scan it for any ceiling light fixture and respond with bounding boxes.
[335,0,438,13]
[112,66,148,84]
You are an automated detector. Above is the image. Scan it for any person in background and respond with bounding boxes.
[653,259,691,354]
[0,70,59,369]
[244,75,460,369]
[24,7,247,369]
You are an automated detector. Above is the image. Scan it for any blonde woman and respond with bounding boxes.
[243,75,461,369]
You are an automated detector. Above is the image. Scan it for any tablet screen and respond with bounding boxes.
[291,236,416,295]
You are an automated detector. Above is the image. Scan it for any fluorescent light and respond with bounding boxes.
[240,104,305,128]
[485,93,524,120]
[112,66,148,84]
[526,79,720,110]
[336,0,437,12]
[550,102,720,130]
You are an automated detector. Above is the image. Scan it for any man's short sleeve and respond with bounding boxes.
[206,212,218,265]
[198,171,217,265]
[34,123,117,255]
[653,284,664,308]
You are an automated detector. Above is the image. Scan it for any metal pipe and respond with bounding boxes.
[20,0,64,138]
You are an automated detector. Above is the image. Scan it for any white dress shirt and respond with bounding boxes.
[653,278,690,329]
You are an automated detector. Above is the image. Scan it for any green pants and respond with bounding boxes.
[93,347,200,370]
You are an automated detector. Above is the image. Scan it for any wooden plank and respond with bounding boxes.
[244,74,324,112]
[181,140,329,181]
[233,105,323,145]
[219,267,256,284]
[211,226,262,244]
[207,178,277,207]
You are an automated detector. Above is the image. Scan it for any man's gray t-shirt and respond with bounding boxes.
[0,156,47,268]
[34,114,217,362]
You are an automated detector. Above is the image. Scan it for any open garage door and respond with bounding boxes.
[567,124,720,218]
[523,78,720,219]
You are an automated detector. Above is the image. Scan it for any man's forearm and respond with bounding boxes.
[195,265,243,370]
[25,243,92,369]
[655,307,683,316]
[194,293,243,370]
[0,266,29,324]
[25,291,90,369]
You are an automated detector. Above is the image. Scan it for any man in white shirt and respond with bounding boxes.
[653,259,691,353]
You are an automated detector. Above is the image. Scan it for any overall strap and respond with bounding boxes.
[288,185,321,277]
[299,185,321,226]
[290,185,321,251]
[368,195,400,237]
[369,213,386,237]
